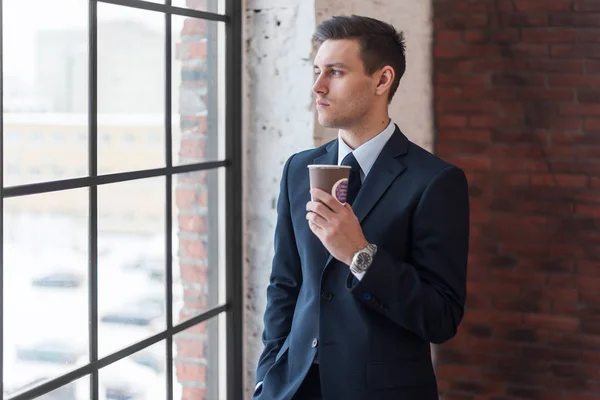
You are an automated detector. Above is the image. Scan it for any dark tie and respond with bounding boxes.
[341,152,362,206]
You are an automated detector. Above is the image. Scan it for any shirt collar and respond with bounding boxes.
[337,119,396,177]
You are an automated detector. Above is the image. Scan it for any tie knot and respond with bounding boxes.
[341,152,361,172]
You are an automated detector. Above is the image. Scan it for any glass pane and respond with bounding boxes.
[3,189,89,392]
[173,315,225,400]
[98,177,165,357]
[3,0,88,186]
[172,0,223,13]
[97,3,165,174]
[172,16,225,166]
[173,169,224,325]
[99,342,166,400]
[3,374,89,400]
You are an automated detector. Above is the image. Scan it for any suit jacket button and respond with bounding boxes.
[311,338,318,348]
[363,292,371,301]
[321,291,333,301]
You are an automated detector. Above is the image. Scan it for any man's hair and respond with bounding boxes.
[313,15,406,103]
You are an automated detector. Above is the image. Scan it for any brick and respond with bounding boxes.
[585,118,600,129]
[522,28,579,43]
[513,0,571,11]
[180,263,208,285]
[438,115,468,128]
[551,45,600,59]
[181,18,207,36]
[519,88,575,101]
[176,361,206,383]
[180,238,207,259]
[490,269,547,285]
[579,90,600,103]
[574,0,600,11]
[587,60,600,74]
[436,74,488,87]
[527,60,585,74]
[576,205,600,218]
[500,12,548,27]
[179,215,208,234]
[523,314,580,331]
[560,104,600,115]
[176,41,208,60]
[176,189,209,209]
[511,44,549,57]
[445,156,491,171]
[437,101,500,114]
[549,75,600,86]
[579,31,600,42]
[175,337,206,359]
[434,45,455,58]
[436,30,463,43]
[435,14,489,30]
[437,129,492,143]
[182,388,206,400]
[550,13,600,27]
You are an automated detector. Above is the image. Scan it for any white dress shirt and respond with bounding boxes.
[337,119,396,281]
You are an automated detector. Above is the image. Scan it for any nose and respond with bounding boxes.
[312,74,328,96]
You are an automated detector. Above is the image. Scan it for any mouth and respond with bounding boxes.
[316,101,330,107]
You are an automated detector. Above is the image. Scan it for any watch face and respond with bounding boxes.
[356,252,372,269]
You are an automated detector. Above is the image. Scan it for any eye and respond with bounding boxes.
[314,70,321,76]
[331,69,342,76]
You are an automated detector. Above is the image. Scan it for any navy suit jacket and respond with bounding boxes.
[254,126,470,400]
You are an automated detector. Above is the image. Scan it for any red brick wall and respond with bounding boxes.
[174,2,211,399]
[433,1,600,399]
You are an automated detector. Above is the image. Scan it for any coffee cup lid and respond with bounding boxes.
[307,164,351,169]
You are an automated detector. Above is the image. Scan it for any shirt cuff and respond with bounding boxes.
[351,269,366,281]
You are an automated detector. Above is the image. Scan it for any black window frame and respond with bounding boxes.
[0,0,243,398]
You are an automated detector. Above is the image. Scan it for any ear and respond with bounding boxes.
[375,66,395,97]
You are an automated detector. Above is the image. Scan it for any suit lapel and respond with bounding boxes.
[321,127,409,270]
[352,129,408,223]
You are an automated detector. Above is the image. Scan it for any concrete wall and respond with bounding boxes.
[242,1,316,397]
[242,0,434,397]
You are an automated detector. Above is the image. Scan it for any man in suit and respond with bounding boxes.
[254,15,470,400]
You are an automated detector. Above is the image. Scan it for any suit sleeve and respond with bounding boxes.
[255,154,302,384]
[347,165,470,344]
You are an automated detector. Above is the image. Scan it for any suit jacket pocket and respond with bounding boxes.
[367,358,436,389]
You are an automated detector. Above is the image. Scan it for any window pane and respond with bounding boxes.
[172,17,225,166]
[3,0,88,186]
[98,177,165,357]
[99,342,166,400]
[3,374,89,400]
[172,0,224,13]
[97,3,165,174]
[3,189,89,391]
[173,315,225,400]
[173,169,224,325]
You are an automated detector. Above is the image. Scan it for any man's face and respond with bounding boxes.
[313,39,377,129]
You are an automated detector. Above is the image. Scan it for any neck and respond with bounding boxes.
[339,113,391,150]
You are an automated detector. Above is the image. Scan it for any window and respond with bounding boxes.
[1,1,242,400]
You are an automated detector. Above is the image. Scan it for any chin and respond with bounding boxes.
[318,115,340,129]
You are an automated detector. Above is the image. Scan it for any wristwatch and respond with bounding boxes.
[350,243,378,274]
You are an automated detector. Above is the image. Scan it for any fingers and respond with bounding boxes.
[306,200,335,221]
[310,188,344,213]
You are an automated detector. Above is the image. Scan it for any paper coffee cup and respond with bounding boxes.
[307,165,351,204]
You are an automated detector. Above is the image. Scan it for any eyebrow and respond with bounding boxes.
[314,63,349,69]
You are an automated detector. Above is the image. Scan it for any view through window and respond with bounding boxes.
[2,0,242,399]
